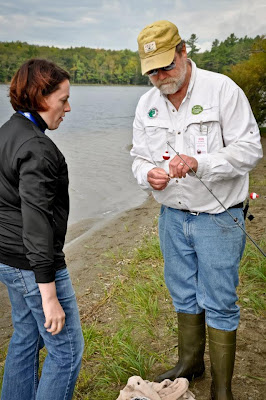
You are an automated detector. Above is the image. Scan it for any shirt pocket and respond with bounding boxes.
[144,118,173,162]
[184,107,224,155]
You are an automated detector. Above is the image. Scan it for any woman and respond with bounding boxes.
[0,59,84,399]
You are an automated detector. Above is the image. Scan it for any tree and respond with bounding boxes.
[0,35,263,87]
[226,36,266,126]
[212,39,220,49]
[224,33,238,47]
[186,34,200,59]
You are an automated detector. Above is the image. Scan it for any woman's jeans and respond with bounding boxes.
[0,265,84,400]
[159,206,246,331]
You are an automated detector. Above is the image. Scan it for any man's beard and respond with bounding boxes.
[150,59,187,95]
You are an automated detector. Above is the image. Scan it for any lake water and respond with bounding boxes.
[0,84,150,228]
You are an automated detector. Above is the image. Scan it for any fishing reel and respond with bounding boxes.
[243,199,255,221]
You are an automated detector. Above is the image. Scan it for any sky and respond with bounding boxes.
[0,0,265,52]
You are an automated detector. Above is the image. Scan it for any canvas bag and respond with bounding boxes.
[116,376,196,400]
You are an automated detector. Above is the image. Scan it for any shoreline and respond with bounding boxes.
[0,194,160,346]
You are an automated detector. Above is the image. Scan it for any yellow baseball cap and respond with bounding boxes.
[137,20,182,75]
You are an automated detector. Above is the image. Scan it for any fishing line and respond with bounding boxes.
[166,141,266,257]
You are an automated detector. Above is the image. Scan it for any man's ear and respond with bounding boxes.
[182,43,188,57]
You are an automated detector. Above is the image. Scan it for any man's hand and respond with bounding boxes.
[169,155,198,178]
[147,167,170,190]
[39,282,65,335]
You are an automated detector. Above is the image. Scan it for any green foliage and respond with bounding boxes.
[0,41,148,85]
[186,33,200,59]
[0,34,262,86]
[225,36,266,126]
[194,34,259,73]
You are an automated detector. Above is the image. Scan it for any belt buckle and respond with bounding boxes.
[190,211,200,216]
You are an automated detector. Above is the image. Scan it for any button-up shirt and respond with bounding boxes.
[131,60,263,214]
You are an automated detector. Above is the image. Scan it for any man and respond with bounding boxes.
[131,20,262,400]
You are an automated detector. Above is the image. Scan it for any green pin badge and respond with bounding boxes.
[148,108,158,118]
[192,105,203,115]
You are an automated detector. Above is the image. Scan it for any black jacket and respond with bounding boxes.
[0,112,69,283]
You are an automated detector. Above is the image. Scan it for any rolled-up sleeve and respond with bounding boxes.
[194,84,263,181]
[131,105,155,190]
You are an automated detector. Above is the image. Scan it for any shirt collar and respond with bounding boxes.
[18,111,48,132]
[186,58,197,98]
[31,111,48,132]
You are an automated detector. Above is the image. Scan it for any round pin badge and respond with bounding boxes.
[148,108,158,118]
[192,105,203,115]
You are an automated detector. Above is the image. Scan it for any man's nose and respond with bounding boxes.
[157,69,169,79]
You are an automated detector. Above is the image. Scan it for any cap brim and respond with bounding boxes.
[140,47,176,75]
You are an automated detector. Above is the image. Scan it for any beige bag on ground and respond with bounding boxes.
[116,376,196,400]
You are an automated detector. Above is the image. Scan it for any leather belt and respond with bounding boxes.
[180,202,243,215]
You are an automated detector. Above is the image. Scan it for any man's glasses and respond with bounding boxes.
[147,59,176,76]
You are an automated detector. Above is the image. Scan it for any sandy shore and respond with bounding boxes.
[0,194,160,345]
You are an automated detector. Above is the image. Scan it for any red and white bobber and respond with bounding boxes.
[250,192,259,199]
[163,151,170,160]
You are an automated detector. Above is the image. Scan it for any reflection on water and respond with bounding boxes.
[0,85,150,225]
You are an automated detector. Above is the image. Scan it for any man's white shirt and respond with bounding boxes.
[131,60,263,213]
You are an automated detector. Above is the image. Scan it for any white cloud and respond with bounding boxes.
[80,17,98,24]
[0,0,264,50]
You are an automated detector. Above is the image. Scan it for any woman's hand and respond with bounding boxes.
[38,282,65,335]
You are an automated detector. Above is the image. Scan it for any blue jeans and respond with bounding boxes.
[158,206,246,331]
[0,265,84,400]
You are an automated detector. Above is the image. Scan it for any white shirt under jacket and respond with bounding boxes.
[131,60,263,214]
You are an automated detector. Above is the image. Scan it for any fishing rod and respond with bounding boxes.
[166,141,266,257]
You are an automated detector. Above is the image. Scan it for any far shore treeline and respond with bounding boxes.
[0,33,265,125]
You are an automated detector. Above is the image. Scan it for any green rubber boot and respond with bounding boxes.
[208,326,236,400]
[155,312,206,382]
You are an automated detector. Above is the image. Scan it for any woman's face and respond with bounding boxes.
[39,79,71,130]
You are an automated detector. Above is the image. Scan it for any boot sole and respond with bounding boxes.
[155,366,205,383]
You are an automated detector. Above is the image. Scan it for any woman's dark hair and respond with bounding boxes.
[9,59,70,112]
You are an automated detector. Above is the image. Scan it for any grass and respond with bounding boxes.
[71,232,173,398]
[238,240,266,312]
[260,127,266,137]
[0,229,265,399]
[75,324,156,400]
[0,347,7,390]
[73,232,265,398]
